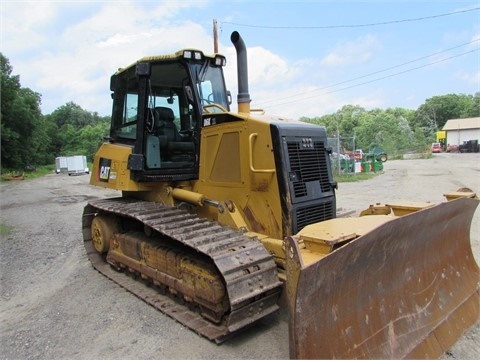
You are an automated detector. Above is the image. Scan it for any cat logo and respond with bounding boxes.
[99,158,112,182]
[100,165,110,180]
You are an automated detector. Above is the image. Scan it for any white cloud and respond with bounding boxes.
[2,1,212,115]
[456,70,480,87]
[223,45,298,91]
[248,47,291,84]
[222,39,388,118]
[96,32,153,48]
[321,34,382,67]
[222,44,337,118]
[469,33,480,49]
[1,1,58,53]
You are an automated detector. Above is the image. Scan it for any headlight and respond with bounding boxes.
[214,55,226,66]
[183,50,203,60]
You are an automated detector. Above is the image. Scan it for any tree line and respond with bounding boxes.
[1,54,110,171]
[301,94,479,157]
[1,53,479,171]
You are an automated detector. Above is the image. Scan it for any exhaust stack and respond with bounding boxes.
[230,31,251,114]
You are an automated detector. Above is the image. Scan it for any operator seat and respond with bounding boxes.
[154,106,179,141]
[153,106,194,163]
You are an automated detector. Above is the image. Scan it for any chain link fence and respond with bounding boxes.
[328,136,357,176]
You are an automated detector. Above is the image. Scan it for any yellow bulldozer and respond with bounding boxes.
[82,31,479,358]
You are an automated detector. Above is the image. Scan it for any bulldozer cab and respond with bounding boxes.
[109,50,230,181]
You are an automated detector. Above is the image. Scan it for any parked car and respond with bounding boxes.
[344,149,363,161]
[431,142,442,153]
[459,140,479,153]
[446,144,459,153]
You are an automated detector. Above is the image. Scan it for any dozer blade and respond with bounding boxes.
[286,197,479,359]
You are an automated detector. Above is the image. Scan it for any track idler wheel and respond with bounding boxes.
[91,215,120,253]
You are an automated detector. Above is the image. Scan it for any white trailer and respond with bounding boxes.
[55,156,68,174]
[67,155,89,175]
[55,156,89,175]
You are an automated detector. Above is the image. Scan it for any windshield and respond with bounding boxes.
[194,64,230,111]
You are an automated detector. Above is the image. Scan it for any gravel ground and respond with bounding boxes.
[0,152,479,359]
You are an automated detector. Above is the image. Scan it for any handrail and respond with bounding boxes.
[249,133,276,174]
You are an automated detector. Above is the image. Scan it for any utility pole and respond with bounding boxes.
[213,19,218,53]
[334,115,341,176]
[337,128,341,176]
[352,130,356,175]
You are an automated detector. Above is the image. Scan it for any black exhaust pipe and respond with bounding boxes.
[230,31,251,113]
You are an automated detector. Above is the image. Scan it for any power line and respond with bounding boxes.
[221,7,480,29]
[257,39,480,107]
[257,48,479,110]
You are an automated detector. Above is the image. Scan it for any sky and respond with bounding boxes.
[1,0,479,119]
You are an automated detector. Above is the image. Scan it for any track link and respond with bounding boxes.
[82,197,282,342]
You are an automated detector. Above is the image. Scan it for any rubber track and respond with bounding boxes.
[82,197,282,343]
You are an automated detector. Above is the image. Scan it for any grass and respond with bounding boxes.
[23,164,57,179]
[334,172,378,183]
[1,164,56,182]
[0,223,14,235]
[1,162,96,182]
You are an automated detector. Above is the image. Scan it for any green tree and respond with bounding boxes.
[302,105,366,137]
[76,122,110,160]
[1,54,111,169]
[1,54,43,169]
[414,94,479,140]
[460,92,480,118]
[49,101,99,129]
[333,105,365,136]
[46,102,110,160]
[303,105,426,156]
[41,114,62,157]
[301,94,477,157]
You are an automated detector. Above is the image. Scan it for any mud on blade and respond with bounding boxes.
[286,197,479,359]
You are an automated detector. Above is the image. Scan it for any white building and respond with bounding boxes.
[442,117,480,147]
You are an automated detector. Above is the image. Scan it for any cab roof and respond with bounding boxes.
[114,49,221,76]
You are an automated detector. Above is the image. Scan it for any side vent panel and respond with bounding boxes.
[272,123,336,235]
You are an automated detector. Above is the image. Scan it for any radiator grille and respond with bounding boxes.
[295,201,335,232]
[287,141,331,198]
